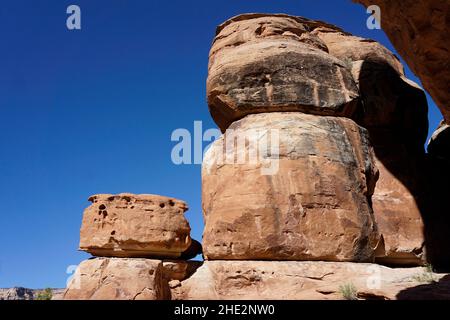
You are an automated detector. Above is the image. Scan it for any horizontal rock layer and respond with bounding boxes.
[63,259,450,300]
[171,260,449,300]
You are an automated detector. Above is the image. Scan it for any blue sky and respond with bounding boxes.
[0,0,443,288]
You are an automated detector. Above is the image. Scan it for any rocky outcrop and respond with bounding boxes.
[0,287,64,300]
[204,13,435,265]
[62,258,450,300]
[310,21,430,265]
[202,112,380,262]
[170,260,450,300]
[312,27,404,75]
[79,193,200,259]
[354,0,450,124]
[207,14,360,132]
[0,287,34,300]
[63,258,167,300]
[61,13,450,301]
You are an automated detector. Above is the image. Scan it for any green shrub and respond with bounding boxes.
[413,264,436,284]
[35,288,52,300]
[339,283,358,300]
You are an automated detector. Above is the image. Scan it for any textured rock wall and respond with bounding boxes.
[354,0,450,124]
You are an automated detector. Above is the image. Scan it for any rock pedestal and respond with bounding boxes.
[203,13,430,265]
[202,112,379,261]
[64,194,201,300]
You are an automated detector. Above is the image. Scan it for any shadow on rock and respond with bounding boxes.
[397,274,450,300]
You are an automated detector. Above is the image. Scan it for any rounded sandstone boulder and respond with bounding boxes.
[202,112,380,262]
[207,14,360,132]
[79,193,200,259]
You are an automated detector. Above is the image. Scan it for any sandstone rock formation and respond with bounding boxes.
[207,14,360,132]
[62,12,450,301]
[63,258,167,300]
[315,27,429,265]
[204,14,435,265]
[79,193,199,259]
[202,112,380,262]
[354,0,450,124]
[169,260,450,300]
[63,259,450,300]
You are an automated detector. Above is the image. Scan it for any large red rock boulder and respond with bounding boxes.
[207,14,360,132]
[313,25,430,265]
[202,112,380,262]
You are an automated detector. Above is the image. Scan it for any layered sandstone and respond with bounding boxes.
[63,258,167,300]
[312,23,430,265]
[79,193,199,259]
[170,260,450,300]
[354,0,450,124]
[202,112,380,262]
[207,14,360,132]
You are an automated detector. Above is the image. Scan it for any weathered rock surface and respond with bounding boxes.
[0,287,34,300]
[63,258,167,300]
[350,62,428,266]
[202,112,380,262]
[79,193,199,259]
[312,27,404,75]
[370,145,426,266]
[354,0,450,124]
[207,14,360,132]
[170,260,450,300]
[315,26,430,265]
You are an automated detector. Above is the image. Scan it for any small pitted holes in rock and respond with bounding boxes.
[99,204,106,210]
[168,200,175,206]
[159,203,165,208]
[111,231,116,235]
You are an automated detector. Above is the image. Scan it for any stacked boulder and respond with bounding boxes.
[63,14,450,300]
[203,14,433,266]
[63,193,201,300]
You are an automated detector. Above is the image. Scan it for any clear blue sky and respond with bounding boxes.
[0,0,442,288]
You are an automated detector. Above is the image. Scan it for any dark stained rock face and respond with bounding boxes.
[207,14,360,132]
